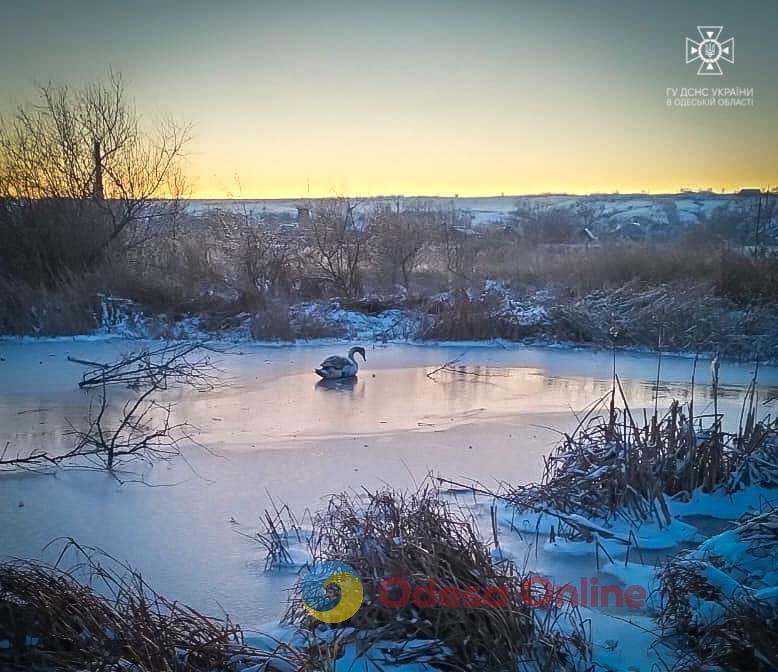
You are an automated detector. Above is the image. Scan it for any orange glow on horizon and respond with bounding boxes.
[3,4,775,204]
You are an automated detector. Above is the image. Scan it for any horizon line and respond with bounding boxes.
[184,188,775,201]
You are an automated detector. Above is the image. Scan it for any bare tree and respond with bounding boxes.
[369,202,431,289]
[305,199,370,298]
[218,208,299,307]
[439,211,482,288]
[0,71,190,284]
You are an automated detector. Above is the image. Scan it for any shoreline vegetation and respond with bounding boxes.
[1,79,776,360]
[3,210,778,363]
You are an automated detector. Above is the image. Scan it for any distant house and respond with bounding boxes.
[295,204,311,226]
[738,188,763,196]
[611,220,646,241]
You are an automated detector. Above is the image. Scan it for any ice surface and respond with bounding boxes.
[1,339,777,669]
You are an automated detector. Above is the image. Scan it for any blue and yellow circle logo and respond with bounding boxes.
[301,560,363,623]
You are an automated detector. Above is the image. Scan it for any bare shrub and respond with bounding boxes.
[367,202,433,290]
[289,305,348,339]
[105,222,227,313]
[439,220,484,288]
[248,300,348,341]
[250,300,296,341]
[238,224,297,306]
[417,288,506,340]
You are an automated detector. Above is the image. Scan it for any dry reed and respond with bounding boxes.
[659,508,778,672]
[0,541,328,672]
[502,377,778,533]
[285,484,589,671]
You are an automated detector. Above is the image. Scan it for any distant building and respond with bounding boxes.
[611,220,646,241]
[738,188,763,196]
[295,204,311,226]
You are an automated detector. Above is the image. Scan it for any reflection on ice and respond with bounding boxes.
[314,376,359,393]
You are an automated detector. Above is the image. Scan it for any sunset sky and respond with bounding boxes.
[1,0,776,198]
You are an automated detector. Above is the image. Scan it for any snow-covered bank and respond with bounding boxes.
[659,506,778,671]
[473,385,778,672]
[9,278,775,365]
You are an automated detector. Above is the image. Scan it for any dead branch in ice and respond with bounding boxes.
[2,343,225,474]
[68,341,224,390]
[64,383,198,471]
[426,351,509,381]
[426,350,508,378]
[425,351,465,378]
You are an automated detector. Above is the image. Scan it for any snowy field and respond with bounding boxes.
[187,193,750,230]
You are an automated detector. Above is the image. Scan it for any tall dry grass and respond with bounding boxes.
[501,378,778,529]
[285,485,590,671]
[0,541,329,672]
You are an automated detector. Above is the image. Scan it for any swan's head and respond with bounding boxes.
[349,346,366,362]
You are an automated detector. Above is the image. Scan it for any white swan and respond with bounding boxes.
[315,346,366,379]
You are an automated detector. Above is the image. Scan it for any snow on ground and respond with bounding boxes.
[469,480,778,671]
[668,484,778,520]
[90,281,555,345]
[185,193,751,232]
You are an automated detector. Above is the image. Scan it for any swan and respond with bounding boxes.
[315,346,366,379]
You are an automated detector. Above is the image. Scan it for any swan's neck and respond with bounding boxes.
[348,351,359,370]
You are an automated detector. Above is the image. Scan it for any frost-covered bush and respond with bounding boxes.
[659,509,778,672]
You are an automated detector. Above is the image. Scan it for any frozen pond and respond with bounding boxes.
[1,339,776,628]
